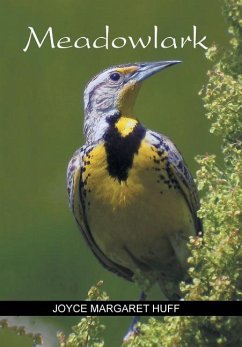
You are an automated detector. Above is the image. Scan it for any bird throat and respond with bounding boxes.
[104,116,146,182]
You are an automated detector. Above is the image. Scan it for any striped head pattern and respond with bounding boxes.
[83,61,181,143]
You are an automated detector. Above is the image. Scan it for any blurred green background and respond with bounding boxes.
[0,0,228,346]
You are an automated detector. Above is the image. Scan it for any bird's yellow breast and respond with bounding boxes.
[79,137,194,280]
[82,141,146,208]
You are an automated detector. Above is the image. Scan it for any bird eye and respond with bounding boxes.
[110,72,121,81]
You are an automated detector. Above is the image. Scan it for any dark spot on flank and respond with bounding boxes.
[83,177,88,185]
[157,150,164,156]
[163,143,170,151]
[153,143,160,149]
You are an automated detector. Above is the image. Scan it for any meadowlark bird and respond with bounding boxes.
[67,61,203,300]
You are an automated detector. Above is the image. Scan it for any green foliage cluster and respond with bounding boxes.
[57,281,108,347]
[58,0,242,346]
[184,0,241,303]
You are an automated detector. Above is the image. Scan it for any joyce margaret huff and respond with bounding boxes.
[23,25,208,52]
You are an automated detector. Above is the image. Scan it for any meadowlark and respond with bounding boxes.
[67,61,203,300]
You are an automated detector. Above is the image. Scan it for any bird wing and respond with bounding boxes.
[67,144,134,281]
[146,130,203,235]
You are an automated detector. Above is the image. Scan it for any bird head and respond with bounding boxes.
[83,61,181,142]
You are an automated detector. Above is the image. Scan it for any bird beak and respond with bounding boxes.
[130,61,181,83]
